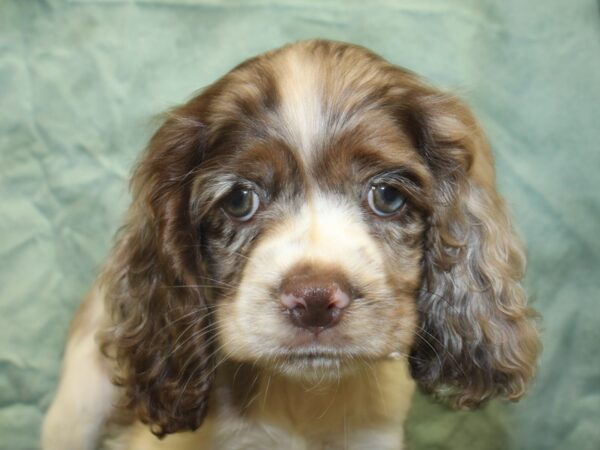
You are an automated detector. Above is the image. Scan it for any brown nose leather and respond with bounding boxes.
[280,265,352,333]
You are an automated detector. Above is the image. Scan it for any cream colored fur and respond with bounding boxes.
[42,287,117,450]
[113,359,414,450]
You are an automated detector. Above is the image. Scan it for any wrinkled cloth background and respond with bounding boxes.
[1,1,599,449]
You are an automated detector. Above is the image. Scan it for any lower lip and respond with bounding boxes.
[290,354,340,361]
[285,355,344,370]
[285,352,348,366]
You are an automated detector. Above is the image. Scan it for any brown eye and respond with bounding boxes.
[367,184,405,216]
[222,188,260,221]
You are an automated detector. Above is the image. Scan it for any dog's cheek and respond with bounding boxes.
[200,218,281,360]
[200,216,261,290]
[374,215,427,352]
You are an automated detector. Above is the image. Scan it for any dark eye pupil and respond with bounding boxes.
[379,186,398,203]
[372,184,404,214]
[224,189,252,217]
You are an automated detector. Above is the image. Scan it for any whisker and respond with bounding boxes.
[413,327,468,380]
[148,308,206,342]
[136,321,227,379]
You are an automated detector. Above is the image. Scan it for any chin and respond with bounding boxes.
[271,354,358,381]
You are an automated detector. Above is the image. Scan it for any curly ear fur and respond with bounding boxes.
[99,99,215,437]
[406,92,540,407]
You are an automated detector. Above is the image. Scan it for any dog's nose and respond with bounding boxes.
[280,266,352,332]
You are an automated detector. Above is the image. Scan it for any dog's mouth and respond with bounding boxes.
[261,346,369,379]
[286,350,345,362]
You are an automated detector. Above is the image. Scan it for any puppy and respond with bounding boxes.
[42,40,540,450]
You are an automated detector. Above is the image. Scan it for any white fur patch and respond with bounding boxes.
[276,50,326,162]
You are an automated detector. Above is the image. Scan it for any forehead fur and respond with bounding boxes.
[271,41,407,160]
[201,40,431,191]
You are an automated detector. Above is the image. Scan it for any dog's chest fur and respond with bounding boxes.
[113,360,415,450]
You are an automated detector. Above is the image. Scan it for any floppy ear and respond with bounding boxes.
[405,91,540,407]
[99,99,215,436]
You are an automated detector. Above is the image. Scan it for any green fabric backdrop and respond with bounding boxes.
[1,1,599,449]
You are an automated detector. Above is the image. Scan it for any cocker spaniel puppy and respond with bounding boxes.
[43,40,540,450]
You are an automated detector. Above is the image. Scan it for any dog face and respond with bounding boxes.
[100,40,539,437]
[197,80,430,378]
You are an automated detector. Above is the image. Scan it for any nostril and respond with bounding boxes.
[281,293,307,310]
[329,286,351,310]
[289,304,306,322]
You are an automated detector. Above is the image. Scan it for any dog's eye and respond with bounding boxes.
[222,188,260,221]
[368,184,405,216]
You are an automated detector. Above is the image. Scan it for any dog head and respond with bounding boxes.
[100,40,540,436]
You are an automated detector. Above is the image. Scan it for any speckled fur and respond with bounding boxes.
[42,40,539,450]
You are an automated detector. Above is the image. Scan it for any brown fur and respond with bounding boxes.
[43,40,540,450]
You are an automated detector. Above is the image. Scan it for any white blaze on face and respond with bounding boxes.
[276,50,326,162]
